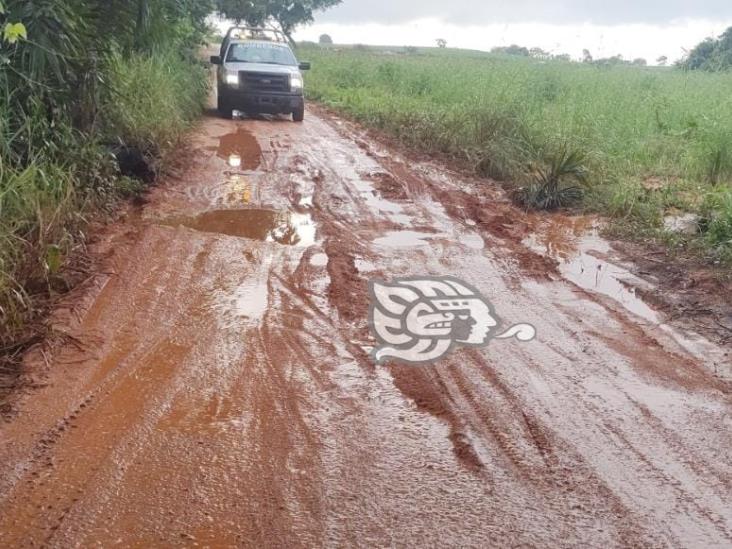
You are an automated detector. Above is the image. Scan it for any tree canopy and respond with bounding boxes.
[215,0,342,40]
[681,26,732,71]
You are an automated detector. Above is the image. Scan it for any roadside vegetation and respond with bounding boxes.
[301,42,732,265]
[0,1,211,360]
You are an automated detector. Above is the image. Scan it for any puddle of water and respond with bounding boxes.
[373,231,442,248]
[353,179,412,225]
[209,251,275,331]
[181,174,253,207]
[524,231,659,323]
[225,174,252,204]
[527,215,597,260]
[527,224,729,363]
[217,128,261,170]
[355,258,377,273]
[310,253,328,267]
[289,172,316,212]
[163,209,316,247]
[274,212,317,246]
[218,276,270,324]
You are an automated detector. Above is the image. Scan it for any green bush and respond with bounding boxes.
[0,161,78,339]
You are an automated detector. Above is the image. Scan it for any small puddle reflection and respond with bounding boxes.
[163,209,316,247]
[355,258,377,273]
[354,179,412,225]
[299,194,314,209]
[217,276,270,326]
[524,220,658,323]
[225,174,252,204]
[310,253,328,267]
[373,230,442,248]
[217,128,262,170]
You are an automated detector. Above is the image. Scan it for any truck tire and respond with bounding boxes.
[217,93,232,119]
[292,106,305,122]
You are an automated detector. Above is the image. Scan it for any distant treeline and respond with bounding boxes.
[679,27,732,71]
[309,25,732,71]
[493,26,732,71]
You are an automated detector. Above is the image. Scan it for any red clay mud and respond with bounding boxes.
[0,106,730,548]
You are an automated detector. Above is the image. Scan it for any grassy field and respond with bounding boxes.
[300,45,732,263]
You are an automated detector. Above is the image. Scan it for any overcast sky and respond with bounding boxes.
[292,1,732,63]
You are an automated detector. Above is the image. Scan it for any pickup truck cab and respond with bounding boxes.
[210,27,310,122]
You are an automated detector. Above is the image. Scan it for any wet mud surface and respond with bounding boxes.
[0,106,731,547]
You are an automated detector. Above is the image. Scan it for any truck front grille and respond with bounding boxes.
[240,72,290,92]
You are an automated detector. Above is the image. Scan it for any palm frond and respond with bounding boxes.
[517,144,590,210]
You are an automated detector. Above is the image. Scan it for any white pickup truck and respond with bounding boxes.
[210,27,311,122]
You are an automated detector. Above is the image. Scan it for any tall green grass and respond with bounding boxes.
[301,46,732,262]
[104,49,209,161]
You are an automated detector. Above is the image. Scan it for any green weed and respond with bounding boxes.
[518,146,588,210]
[701,186,732,260]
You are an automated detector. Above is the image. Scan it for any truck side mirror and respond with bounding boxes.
[210,55,222,65]
[299,62,311,71]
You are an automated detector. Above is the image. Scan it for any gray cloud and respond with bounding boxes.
[317,1,732,25]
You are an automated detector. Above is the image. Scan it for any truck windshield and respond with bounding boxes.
[226,43,297,66]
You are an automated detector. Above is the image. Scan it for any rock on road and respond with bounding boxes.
[0,107,730,548]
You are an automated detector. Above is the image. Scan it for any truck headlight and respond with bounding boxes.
[225,72,239,86]
[290,75,303,90]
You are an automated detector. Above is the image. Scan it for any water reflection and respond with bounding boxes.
[225,174,251,204]
[217,128,262,170]
[163,209,317,247]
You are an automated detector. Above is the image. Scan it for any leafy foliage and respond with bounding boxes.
[215,0,342,39]
[680,26,732,71]
[701,187,732,260]
[491,44,529,57]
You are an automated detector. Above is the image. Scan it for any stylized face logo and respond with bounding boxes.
[369,276,535,364]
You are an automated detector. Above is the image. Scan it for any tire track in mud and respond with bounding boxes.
[290,121,517,481]
[0,228,224,543]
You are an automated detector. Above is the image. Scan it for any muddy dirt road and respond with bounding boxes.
[1,106,731,548]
